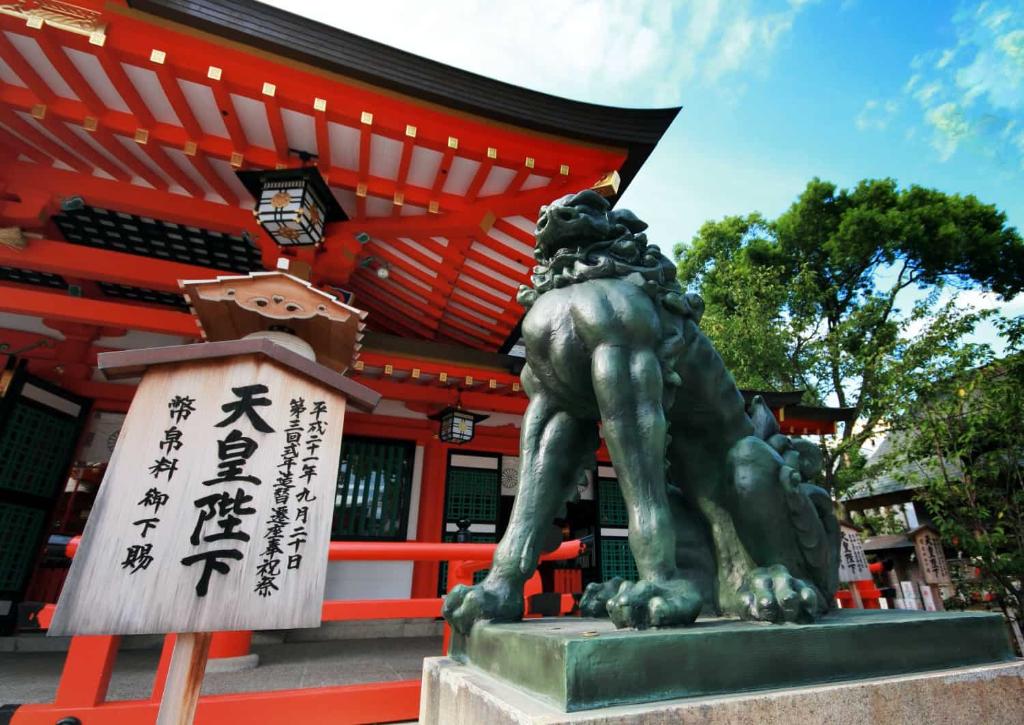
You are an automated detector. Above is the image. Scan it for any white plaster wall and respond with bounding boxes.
[406,444,425,539]
[323,442,425,601]
[324,561,414,600]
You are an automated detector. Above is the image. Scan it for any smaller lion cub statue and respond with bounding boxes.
[443,190,839,634]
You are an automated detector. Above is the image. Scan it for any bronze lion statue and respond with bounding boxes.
[443,189,839,633]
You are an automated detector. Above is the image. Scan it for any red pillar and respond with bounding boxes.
[209,630,253,659]
[411,437,448,598]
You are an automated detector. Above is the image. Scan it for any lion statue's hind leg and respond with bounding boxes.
[723,426,840,623]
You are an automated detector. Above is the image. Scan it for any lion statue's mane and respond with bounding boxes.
[516,190,704,389]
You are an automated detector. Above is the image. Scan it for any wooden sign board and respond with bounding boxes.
[911,526,952,586]
[50,354,346,635]
[919,584,941,611]
[838,524,871,582]
[899,580,921,610]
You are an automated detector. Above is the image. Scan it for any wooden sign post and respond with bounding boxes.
[48,268,379,724]
[159,632,212,725]
[910,524,951,612]
[838,523,871,608]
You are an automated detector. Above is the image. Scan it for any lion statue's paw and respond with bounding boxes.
[737,564,820,624]
[442,579,524,635]
[579,577,624,618]
[606,578,702,630]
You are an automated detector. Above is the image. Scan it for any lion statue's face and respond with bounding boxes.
[534,189,647,260]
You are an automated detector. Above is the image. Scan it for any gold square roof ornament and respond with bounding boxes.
[180,261,367,374]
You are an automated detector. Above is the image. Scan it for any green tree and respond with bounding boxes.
[674,178,1024,494]
[885,316,1024,651]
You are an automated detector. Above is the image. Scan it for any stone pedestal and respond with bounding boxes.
[421,611,1022,724]
[421,656,1024,724]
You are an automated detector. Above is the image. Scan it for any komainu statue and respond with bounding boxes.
[443,190,839,633]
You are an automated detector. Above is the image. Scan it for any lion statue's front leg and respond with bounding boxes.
[443,381,596,635]
[585,342,703,630]
[444,340,704,634]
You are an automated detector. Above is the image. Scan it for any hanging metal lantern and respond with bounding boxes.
[236,166,347,247]
[429,405,489,444]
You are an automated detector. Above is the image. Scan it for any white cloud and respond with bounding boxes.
[957,288,1024,315]
[855,99,899,131]
[925,102,972,159]
[914,81,944,105]
[263,0,811,106]
[893,3,1024,166]
[936,48,957,69]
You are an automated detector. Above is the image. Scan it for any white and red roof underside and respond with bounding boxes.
[0,0,629,353]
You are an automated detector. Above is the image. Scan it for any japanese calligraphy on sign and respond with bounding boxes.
[911,526,952,586]
[50,355,347,635]
[838,524,871,582]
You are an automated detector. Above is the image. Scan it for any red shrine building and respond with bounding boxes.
[0,0,851,626]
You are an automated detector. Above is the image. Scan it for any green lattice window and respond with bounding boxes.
[331,437,413,540]
[0,402,80,498]
[600,538,638,582]
[0,503,46,591]
[598,478,628,527]
[445,468,498,523]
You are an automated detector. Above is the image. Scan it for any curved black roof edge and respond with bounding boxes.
[127,0,680,197]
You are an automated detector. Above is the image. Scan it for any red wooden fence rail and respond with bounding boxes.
[14,537,584,725]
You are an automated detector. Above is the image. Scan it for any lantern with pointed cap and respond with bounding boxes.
[237,166,347,248]
[429,405,489,444]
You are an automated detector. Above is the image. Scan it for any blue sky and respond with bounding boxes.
[272,0,1024,329]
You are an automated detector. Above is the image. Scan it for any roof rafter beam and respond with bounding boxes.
[448,289,520,328]
[464,150,495,203]
[472,230,534,269]
[0,104,90,173]
[0,238,221,292]
[441,314,506,347]
[259,85,290,162]
[347,280,439,337]
[0,79,476,213]
[362,241,445,292]
[74,9,625,172]
[5,13,625,199]
[0,159,257,235]
[356,351,519,385]
[353,276,443,324]
[146,50,241,203]
[391,127,415,217]
[356,115,372,218]
[492,217,537,249]
[206,70,249,156]
[19,29,149,184]
[430,142,457,198]
[0,284,199,337]
[376,236,455,283]
[464,248,528,288]
[349,280,443,329]
[0,122,44,163]
[313,101,331,178]
[454,278,516,311]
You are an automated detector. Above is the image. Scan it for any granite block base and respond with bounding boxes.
[443,610,1016,712]
[421,656,1024,724]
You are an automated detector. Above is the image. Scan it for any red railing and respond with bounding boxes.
[16,537,584,725]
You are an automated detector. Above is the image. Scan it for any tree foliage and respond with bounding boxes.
[885,316,1024,641]
[674,178,1024,493]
